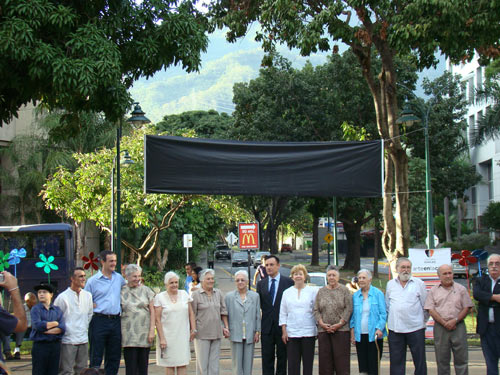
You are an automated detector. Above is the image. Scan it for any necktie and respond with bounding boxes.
[270,278,276,305]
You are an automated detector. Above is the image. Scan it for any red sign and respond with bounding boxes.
[238,223,259,249]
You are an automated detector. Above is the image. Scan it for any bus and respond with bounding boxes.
[0,223,75,298]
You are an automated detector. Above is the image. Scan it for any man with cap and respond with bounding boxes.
[84,251,125,375]
[30,283,66,375]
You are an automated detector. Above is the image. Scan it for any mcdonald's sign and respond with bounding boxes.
[238,223,259,250]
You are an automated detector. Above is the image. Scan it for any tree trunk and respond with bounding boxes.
[342,220,362,271]
[457,197,463,240]
[311,215,319,266]
[74,222,86,267]
[156,246,169,272]
[444,196,452,243]
[373,216,381,278]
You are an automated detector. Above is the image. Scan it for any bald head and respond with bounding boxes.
[437,264,453,276]
[438,263,454,287]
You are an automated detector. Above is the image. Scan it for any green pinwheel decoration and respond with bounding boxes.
[0,251,11,272]
[36,254,58,283]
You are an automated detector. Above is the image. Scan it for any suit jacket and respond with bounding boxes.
[257,274,294,335]
[473,274,500,335]
[225,290,261,343]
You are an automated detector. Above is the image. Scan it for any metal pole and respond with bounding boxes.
[327,214,331,266]
[111,166,115,253]
[116,119,122,273]
[424,117,435,249]
[333,197,338,266]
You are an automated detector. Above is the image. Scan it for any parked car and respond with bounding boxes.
[308,272,327,287]
[232,252,250,267]
[253,251,271,268]
[451,257,478,278]
[215,244,231,260]
[280,243,292,253]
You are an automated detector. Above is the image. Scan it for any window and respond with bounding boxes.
[477,66,483,92]
[468,77,475,104]
[469,114,476,144]
[471,186,477,204]
[487,160,493,201]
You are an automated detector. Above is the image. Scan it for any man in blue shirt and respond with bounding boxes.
[184,262,196,292]
[84,251,125,375]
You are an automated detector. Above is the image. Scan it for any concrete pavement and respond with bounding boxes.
[8,264,487,375]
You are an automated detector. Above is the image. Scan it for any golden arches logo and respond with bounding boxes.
[241,233,256,245]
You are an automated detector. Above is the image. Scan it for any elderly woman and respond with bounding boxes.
[191,269,229,375]
[279,264,318,375]
[313,265,353,375]
[225,270,261,375]
[155,271,195,375]
[350,269,387,375]
[120,264,155,375]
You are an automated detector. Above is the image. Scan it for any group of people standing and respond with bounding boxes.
[2,250,500,375]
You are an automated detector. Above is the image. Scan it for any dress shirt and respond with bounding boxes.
[424,282,472,321]
[279,285,318,338]
[268,273,281,305]
[30,303,66,342]
[54,288,93,344]
[386,277,427,333]
[84,270,125,315]
[490,276,499,322]
[191,288,228,340]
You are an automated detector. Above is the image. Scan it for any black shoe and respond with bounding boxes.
[13,352,20,360]
[4,352,14,360]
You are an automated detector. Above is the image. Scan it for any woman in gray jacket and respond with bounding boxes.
[224,270,261,375]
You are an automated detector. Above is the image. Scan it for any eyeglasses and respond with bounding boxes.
[488,262,500,266]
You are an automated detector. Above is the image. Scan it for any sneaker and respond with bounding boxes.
[4,352,14,360]
[13,352,20,360]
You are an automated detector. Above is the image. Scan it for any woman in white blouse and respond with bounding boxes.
[279,264,319,375]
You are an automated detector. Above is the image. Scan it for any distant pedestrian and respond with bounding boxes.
[184,262,196,293]
[425,264,472,375]
[225,270,261,375]
[30,283,65,375]
[54,268,93,375]
[84,251,125,375]
[252,256,268,286]
[314,265,352,375]
[350,269,386,375]
[121,264,155,375]
[386,257,428,375]
[473,253,500,375]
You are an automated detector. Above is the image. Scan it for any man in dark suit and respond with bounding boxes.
[257,255,294,375]
[473,253,500,375]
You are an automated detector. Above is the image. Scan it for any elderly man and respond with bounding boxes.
[474,253,500,375]
[54,267,93,375]
[84,251,125,375]
[386,257,428,375]
[425,264,472,375]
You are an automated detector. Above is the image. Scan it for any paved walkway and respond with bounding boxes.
[8,265,488,375]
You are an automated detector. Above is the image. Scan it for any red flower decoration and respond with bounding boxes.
[82,252,99,271]
[451,250,478,266]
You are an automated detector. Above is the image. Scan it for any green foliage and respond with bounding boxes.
[434,215,474,242]
[0,0,209,125]
[156,110,234,139]
[482,202,500,230]
[442,232,490,252]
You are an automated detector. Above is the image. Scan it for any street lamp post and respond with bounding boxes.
[112,102,150,272]
[396,102,435,249]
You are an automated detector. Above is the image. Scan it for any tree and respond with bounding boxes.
[0,0,208,125]
[482,201,500,232]
[210,0,500,266]
[42,126,227,265]
[156,110,234,139]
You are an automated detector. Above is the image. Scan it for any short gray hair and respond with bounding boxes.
[164,271,179,285]
[124,264,142,278]
[200,269,215,282]
[325,265,339,276]
[487,254,500,264]
[396,257,411,269]
[357,269,372,279]
[234,270,249,280]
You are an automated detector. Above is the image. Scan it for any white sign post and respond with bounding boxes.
[183,234,193,262]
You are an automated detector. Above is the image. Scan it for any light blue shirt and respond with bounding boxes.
[350,285,387,342]
[84,271,125,315]
[268,273,281,305]
[185,275,193,292]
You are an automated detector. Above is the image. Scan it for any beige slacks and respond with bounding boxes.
[194,338,221,375]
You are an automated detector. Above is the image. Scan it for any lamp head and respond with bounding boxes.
[127,102,150,127]
[396,103,421,127]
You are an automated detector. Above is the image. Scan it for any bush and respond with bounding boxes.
[142,269,186,293]
[442,232,491,252]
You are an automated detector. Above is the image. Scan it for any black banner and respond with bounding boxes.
[145,136,383,197]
